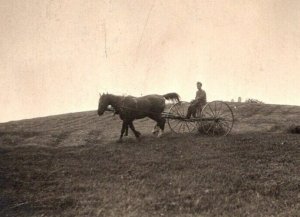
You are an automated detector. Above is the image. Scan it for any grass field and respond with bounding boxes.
[0,102,299,216]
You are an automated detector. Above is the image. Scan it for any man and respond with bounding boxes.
[186,81,207,118]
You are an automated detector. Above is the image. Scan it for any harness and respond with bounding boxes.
[119,96,138,114]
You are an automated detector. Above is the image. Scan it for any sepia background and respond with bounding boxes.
[1,0,300,122]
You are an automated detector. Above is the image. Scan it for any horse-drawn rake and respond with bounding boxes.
[106,100,235,137]
[163,101,234,136]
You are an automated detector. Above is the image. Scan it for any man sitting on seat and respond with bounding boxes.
[186,81,207,118]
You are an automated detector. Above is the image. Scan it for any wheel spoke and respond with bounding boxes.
[219,113,233,119]
[219,122,230,133]
[212,123,217,136]
[214,102,218,116]
[208,104,216,117]
[170,120,182,132]
[202,111,214,118]
[185,121,195,133]
[178,122,183,132]
[219,120,231,132]
[205,122,214,134]
[217,102,223,117]
[174,105,182,116]
[219,120,229,129]
[215,122,225,135]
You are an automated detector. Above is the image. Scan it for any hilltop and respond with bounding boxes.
[0,103,299,216]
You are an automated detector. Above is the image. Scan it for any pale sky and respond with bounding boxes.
[1,0,300,122]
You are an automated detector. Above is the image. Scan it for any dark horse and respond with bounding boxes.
[97,92,180,141]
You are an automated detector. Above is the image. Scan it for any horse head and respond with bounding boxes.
[97,93,110,116]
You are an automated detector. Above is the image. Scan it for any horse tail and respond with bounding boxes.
[163,92,180,103]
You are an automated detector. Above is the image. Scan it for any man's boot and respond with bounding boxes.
[186,107,193,119]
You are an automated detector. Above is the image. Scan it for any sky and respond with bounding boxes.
[0,0,300,122]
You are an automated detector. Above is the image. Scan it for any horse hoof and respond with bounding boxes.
[117,139,123,143]
[157,131,164,138]
[152,131,159,135]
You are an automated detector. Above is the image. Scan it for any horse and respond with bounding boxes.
[97,92,180,142]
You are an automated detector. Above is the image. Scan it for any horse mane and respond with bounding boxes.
[163,92,180,103]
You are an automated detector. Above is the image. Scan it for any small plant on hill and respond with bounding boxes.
[287,124,300,134]
[245,98,265,104]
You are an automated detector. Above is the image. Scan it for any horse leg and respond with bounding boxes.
[118,121,128,142]
[125,125,129,136]
[128,122,141,139]
[151,114,165,137]
[147,115,160,135]
[157,117,166,137]
[152,124,159,135]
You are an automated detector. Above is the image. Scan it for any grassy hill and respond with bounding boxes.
[0,103,299,216]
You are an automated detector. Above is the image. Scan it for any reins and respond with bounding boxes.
[106,104,172,116]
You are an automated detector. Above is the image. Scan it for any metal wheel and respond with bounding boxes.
[167,101,196,134]
[200,101,234,136]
